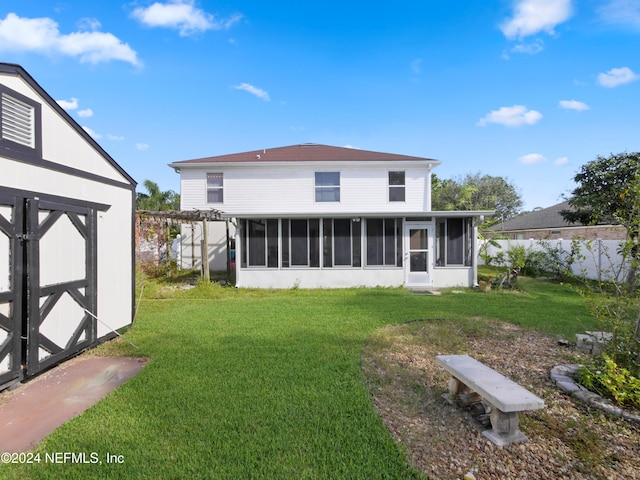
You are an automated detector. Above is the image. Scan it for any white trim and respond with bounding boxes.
[171,159,442,170]
[224,210,493,220]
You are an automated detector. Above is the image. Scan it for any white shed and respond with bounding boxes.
[0,63,136,390]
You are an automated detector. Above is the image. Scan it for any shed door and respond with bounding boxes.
[0,194,23,387]
[25,199,97,376]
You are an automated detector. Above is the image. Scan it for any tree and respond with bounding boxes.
[431,172,523,222]
[563,152,640,373]
[561,152,640,285]
[562,152,639,238]
[136,180,180,211]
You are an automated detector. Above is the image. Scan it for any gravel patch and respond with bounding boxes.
[361,319,640,480]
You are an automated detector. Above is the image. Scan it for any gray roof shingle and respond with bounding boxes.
[171,143,440,165]
[490,201,577,231]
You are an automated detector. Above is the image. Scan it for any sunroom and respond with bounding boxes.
[231,211,490,289]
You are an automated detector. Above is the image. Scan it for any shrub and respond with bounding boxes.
[576,355,640,410]
[507,245,526,271]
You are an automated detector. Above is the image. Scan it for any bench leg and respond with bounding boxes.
[481,401,528,446]
[442,376,469,404]
[443,376,482,405]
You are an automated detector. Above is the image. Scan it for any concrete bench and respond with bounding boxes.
[435,354,544,446]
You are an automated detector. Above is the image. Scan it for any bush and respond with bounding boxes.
[507,245,526,271]
[522,248,548,277]
[138,259,179,279]
[576,355,640,410]
[574,236,640,409]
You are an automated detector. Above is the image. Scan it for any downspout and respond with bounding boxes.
[473,216,484,287]
[425,164,433,212]
[226,220,230,283]
[235,219,241,288]
[202,218,210,282]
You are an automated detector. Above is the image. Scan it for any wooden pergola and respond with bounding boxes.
[136,209,228,281]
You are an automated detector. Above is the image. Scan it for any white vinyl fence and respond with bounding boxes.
[480,238,630,282]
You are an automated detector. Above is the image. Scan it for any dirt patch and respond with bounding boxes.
[0,356,148,453]
[361,319,640,480]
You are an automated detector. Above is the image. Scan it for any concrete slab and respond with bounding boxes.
[0,356,148,453]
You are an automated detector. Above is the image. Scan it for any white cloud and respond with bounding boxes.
[77,17,101,31]
[233,83,271,101]
[0,13,140,66]
[507,39,544,56]
[555,156,569,166]
[598,0,640,29]
[57,97,79,110]
[57,98,94,117]
[519,153,547,164]
[131,0,242,36]
[501,0,573,39]
[410,58,423,74]
[477,105,542,127]
[82,126,102,139]
[597,66,639,87]
[108,134,125,141]
[136,143,150,151]
[559,99,590,111]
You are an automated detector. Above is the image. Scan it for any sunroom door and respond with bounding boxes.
[404,223,433,288]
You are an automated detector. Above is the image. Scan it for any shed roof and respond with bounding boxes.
[170,143,441,167]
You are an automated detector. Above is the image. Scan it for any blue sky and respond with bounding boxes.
[1,1,639,211]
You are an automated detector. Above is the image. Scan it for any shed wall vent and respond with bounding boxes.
[2,92,35,149]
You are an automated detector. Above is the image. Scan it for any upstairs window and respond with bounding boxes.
[388,171,405,202]
[315,172,340,202]
[207,173,223,203]
[0,86,41,159]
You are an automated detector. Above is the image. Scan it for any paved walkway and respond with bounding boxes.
[0,356,147,453]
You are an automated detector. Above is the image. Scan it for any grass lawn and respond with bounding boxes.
[1,277,596,479]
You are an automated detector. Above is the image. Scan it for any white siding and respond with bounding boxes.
[179,164,431,215]
[180,168,208,210]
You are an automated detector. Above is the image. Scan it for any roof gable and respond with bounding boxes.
[0,62,136,187]
[171,143,441,166]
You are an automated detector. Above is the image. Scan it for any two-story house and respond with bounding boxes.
[169,143,491,289]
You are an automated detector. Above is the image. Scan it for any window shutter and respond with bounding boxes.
[2,93,35,148]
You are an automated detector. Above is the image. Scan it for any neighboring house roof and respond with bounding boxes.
[489,201,616,232]
[0,62,136,187]
[170,143,441,167]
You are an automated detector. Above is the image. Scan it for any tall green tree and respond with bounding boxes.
[562,152,640,368]
[562,152,640,285]
[431,172,523,222]
[561,152,640,241]
[136,179,180,211]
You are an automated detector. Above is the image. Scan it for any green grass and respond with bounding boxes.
[1,277,596,479]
